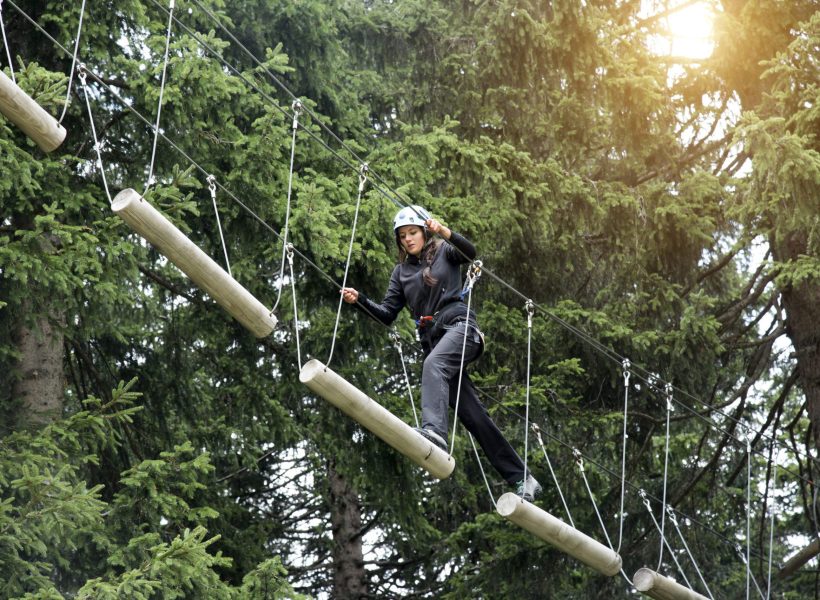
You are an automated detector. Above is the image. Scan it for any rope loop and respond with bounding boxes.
[358,163,368,192]
[573,448,584,471]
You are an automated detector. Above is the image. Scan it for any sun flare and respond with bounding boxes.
[645,0,717,60]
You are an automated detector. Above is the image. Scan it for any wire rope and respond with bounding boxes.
[206,174,231,276]
[616,358,630,554]
[656,382,674,571]
[57,0,86,123]
[532,423,574,527]
[0,0,16,83]
[77,66,111,203]
[327,164,368,368]
[271,100,301,313]
[449,261,481,455]
[144,0,175,195]
[522,299,534,493]
[469,432,497,510]
[391,331,419,428]
[667,506,715,599]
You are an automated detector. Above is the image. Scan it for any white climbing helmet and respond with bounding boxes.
[393,205,430,232]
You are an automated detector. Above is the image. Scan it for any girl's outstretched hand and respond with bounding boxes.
[341,287,359,304]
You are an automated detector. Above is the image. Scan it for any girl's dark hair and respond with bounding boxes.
[396,229,441,286]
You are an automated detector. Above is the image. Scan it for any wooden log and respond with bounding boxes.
[0,70,66,152]
[496,492,622,576]
[112,188,276,338]
[633,568,709,600]
[299,359,455,480]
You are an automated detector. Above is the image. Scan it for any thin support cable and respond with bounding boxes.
[57,0,86,123]
[206,174,231,276]
[523,299,535,491]
[656,381,674,571]
[667,506,715,599]
[286,244,302,369]
[575,450,614,550]
[766,449,778,600]
[144,0,175,194]
[449,260,482,455]
[736,544,766,600]
[616,358,631,554]
[746,436,752,600]
[327,163,368,368]
[271,99,301,313]
[0,0,15,83]
[78,66,111,203]
[391,331,419,428]
[640,490,694,590]
[533,424,574,527]
[469,432,497,510]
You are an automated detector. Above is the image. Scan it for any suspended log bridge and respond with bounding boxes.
[633,568,709,600]
[112,188,277,338]
[0,70,66,152]
[496,492,622,576]
[299,359,455,480]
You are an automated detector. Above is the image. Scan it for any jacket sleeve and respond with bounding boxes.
[354,265,406,326]
[443,231,477,264]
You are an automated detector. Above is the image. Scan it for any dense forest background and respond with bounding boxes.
[1,0,819,597]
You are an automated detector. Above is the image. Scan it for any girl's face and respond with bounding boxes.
[397,225,425,257]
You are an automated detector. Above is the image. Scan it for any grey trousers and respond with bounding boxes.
[421,321,526,484]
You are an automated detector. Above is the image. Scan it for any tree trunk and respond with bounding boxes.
[12,303,65,426]
[770,230,820,447]
[328,461,368,599]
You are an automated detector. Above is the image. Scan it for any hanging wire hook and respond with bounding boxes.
[285,243,302,369]
[206,174,232,277]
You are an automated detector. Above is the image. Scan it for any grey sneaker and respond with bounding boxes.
[414,427,447,452]
[516,474,542,502]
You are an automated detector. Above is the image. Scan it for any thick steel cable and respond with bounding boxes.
[667,506,715,599]
[449,262,481,456]
[616,359,631,554]
[206,174,231,276]
[57,0,86,123]
[8,0,812,489]
[327,164,368,368]
[391,332,419,428]
[271,101,301,313]
[144,0,175,195]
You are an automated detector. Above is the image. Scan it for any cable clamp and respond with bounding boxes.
[622,358,631,384]
[572,448,584,471]
[291,99,302,129]
[206,174,217,198]
[665,382,674,412]
[358,163,369,192]
[525,299,534,329]
[77,63,88,84]
[639,489,651,510]
[285,243,294,263]
[665,505,678,524]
